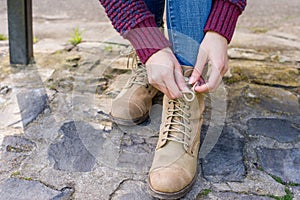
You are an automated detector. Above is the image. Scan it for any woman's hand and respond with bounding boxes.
[189,31,229,93]
[145,47,189,99]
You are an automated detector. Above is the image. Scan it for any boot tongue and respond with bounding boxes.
[182,65,193,77]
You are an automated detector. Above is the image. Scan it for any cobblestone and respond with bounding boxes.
[0,0,299,199]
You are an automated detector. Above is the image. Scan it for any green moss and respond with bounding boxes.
[267,175,297,199]
[224,75,248,84]
[257,166,264,171]
[0,34,8,40]
[270,175,299,186]
[271,175,286,185]
[47,83,57,90]
[33,37,38,44]
[224,66,248,84]
[198,189,211,198]
[267,188,293,200]
[250,27,269,34]
[288,182,300,187]
[11,171,21,177]
[277,188,293,200]
[104,45,113,52]
[6,145,23,153]
[104,74,114,79]
[21,177,33,181]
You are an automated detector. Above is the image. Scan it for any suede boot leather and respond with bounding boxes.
[110,63,158,125]
[148,66,205,199]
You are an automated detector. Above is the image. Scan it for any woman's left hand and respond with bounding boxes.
[189,31,229,93]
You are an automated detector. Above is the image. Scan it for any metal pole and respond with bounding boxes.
[7,0,33,65]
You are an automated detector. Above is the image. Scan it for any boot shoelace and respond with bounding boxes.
[125,64,149,88]
[120,46,149,88]
[163,90,196,148]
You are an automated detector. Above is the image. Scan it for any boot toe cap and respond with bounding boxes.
[111,100,142,118]
[149,166,193,193]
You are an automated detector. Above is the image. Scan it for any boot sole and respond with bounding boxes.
[147,174,197,199]
[110,112,149,126]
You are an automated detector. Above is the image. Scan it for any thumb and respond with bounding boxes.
[189,47,208,84]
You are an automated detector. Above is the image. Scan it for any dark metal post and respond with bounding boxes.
[7,0,33,65]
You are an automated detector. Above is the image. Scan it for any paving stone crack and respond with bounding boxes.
[108,178,133,200]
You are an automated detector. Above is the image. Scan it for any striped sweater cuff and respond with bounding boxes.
[123,18,171,64]
[204,0,242,43]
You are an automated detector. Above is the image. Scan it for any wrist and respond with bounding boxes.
[123,18,171,64]
[205,31,228,43]
[204,0,242,43]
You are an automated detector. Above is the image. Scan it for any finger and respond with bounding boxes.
[194,63,223,93]
[150,81,172,98]
[189,48,208,84]
[220,58,229,76]
[174,65,189,92]
[164,78,182,99]
[194,82,210,93]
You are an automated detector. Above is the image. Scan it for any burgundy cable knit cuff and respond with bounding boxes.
[204,0,242,43]
[123,17,171,64]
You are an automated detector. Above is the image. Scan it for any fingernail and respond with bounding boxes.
[189,76,195,84]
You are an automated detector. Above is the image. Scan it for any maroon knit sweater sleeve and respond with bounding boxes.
[99,0,171,64]
[204,0,247,43]
[99,0,246,63]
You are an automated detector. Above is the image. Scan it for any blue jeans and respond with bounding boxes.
[143,0,212,66]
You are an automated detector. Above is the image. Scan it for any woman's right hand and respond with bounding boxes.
[145,47,189,99]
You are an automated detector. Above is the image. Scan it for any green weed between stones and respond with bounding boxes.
[270,175,300,187]
[256,166,298,199]
[250,27,269,34]
[33,37,38,44]
[11,171,21,177]
[197,189,211,198]
[104,45,113,52]
[69,27,84,46]
[0,34,8,40]
[22,177,33,181]
[268,175,298,199]
[268,188,293,200]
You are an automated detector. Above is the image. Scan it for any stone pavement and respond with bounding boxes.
[0,0,300,199]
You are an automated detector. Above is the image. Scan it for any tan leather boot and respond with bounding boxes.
[148,66,205,199]
[110,62,158,125]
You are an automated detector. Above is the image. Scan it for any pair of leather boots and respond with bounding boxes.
[110,62,204,199]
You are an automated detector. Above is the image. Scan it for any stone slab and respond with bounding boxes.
[247,118,300,143]
[48,121,96,172]
[257,148,300,184]
[202,192,274,200]
[0,178,74,200]
[17,88,48,127]
[202,126,245,182]
[111,180,153,200]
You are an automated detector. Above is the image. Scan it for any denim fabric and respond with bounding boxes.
[143,0,212,66]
